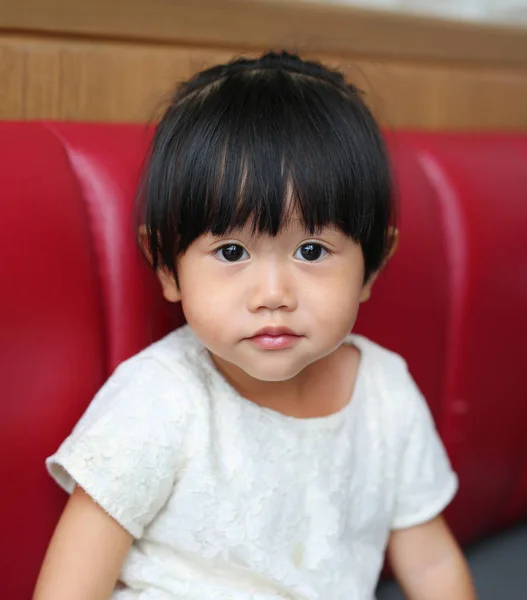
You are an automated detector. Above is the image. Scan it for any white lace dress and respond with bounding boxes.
[47,326,458,600]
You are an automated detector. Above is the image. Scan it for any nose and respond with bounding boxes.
[248,259,298,313]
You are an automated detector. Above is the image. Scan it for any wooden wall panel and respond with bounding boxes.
[346,60,527,129]
[1,36,527,129]
[2,0,527,66]
[1,0,526,129]
[0,43,24,120]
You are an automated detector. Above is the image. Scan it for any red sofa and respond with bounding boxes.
[1,122,526,599]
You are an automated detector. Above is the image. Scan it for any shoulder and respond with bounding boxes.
[46,327,212,535]
[351,334,410,386]
[116,324,205,380]
[350,334,427,431]
[78,325,212,431]
[109,325,210,396]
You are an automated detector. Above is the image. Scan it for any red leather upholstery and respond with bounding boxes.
[1,122,526,599]
[42,123,181,373]
[397,133,527,541]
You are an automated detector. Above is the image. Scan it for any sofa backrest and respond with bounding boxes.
[1,122,526,599]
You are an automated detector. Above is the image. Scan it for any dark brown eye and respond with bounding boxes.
[295,243,327,262]
[217,244,248,262]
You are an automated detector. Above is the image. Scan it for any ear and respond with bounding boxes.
[156,268,182,303]
[137,225,181,303]
[359,227,399,303]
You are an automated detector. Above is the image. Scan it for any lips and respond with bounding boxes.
[247,327,302,350]
[251,326,300,338]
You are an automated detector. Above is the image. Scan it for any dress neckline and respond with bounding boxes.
[199,333,368,431]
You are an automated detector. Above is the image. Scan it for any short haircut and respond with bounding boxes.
[138,51,395,282]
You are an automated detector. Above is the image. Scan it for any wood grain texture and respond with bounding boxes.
[0,0,526,129]
[1,0,527,66]
[1,36,527,129]
[0,42,24,119]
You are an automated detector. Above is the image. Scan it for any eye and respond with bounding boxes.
[294,243,329,262]
[215,244,249,262]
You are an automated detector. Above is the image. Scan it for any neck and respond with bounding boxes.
[210,343,359,418]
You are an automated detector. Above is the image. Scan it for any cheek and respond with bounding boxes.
[178,267,236,345]
[180,284,220,325]
[321,295,361,329]
[306,267,364,327]
[308,263,363,302]
[178,261,214,312]
[180,294,225,349]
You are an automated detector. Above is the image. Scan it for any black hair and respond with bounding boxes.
[138,51,395,283]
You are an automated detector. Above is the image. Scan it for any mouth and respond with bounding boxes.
[246,327,302,350]
[251,326,300,338]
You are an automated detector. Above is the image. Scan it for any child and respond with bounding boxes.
[34,52,475,600]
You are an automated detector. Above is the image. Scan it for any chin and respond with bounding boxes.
[241,359,308,383]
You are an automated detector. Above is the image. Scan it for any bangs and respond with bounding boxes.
[140,65,393,279]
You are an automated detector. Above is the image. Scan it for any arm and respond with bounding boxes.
[34,485,133,600]
[387,515,476,600]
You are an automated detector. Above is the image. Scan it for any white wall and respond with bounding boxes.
[296,0,527,27]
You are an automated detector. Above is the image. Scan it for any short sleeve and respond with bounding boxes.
[46,357,192,538]
[390,367,458,530]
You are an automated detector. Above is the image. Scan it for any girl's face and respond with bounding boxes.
[158,215,375,383]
